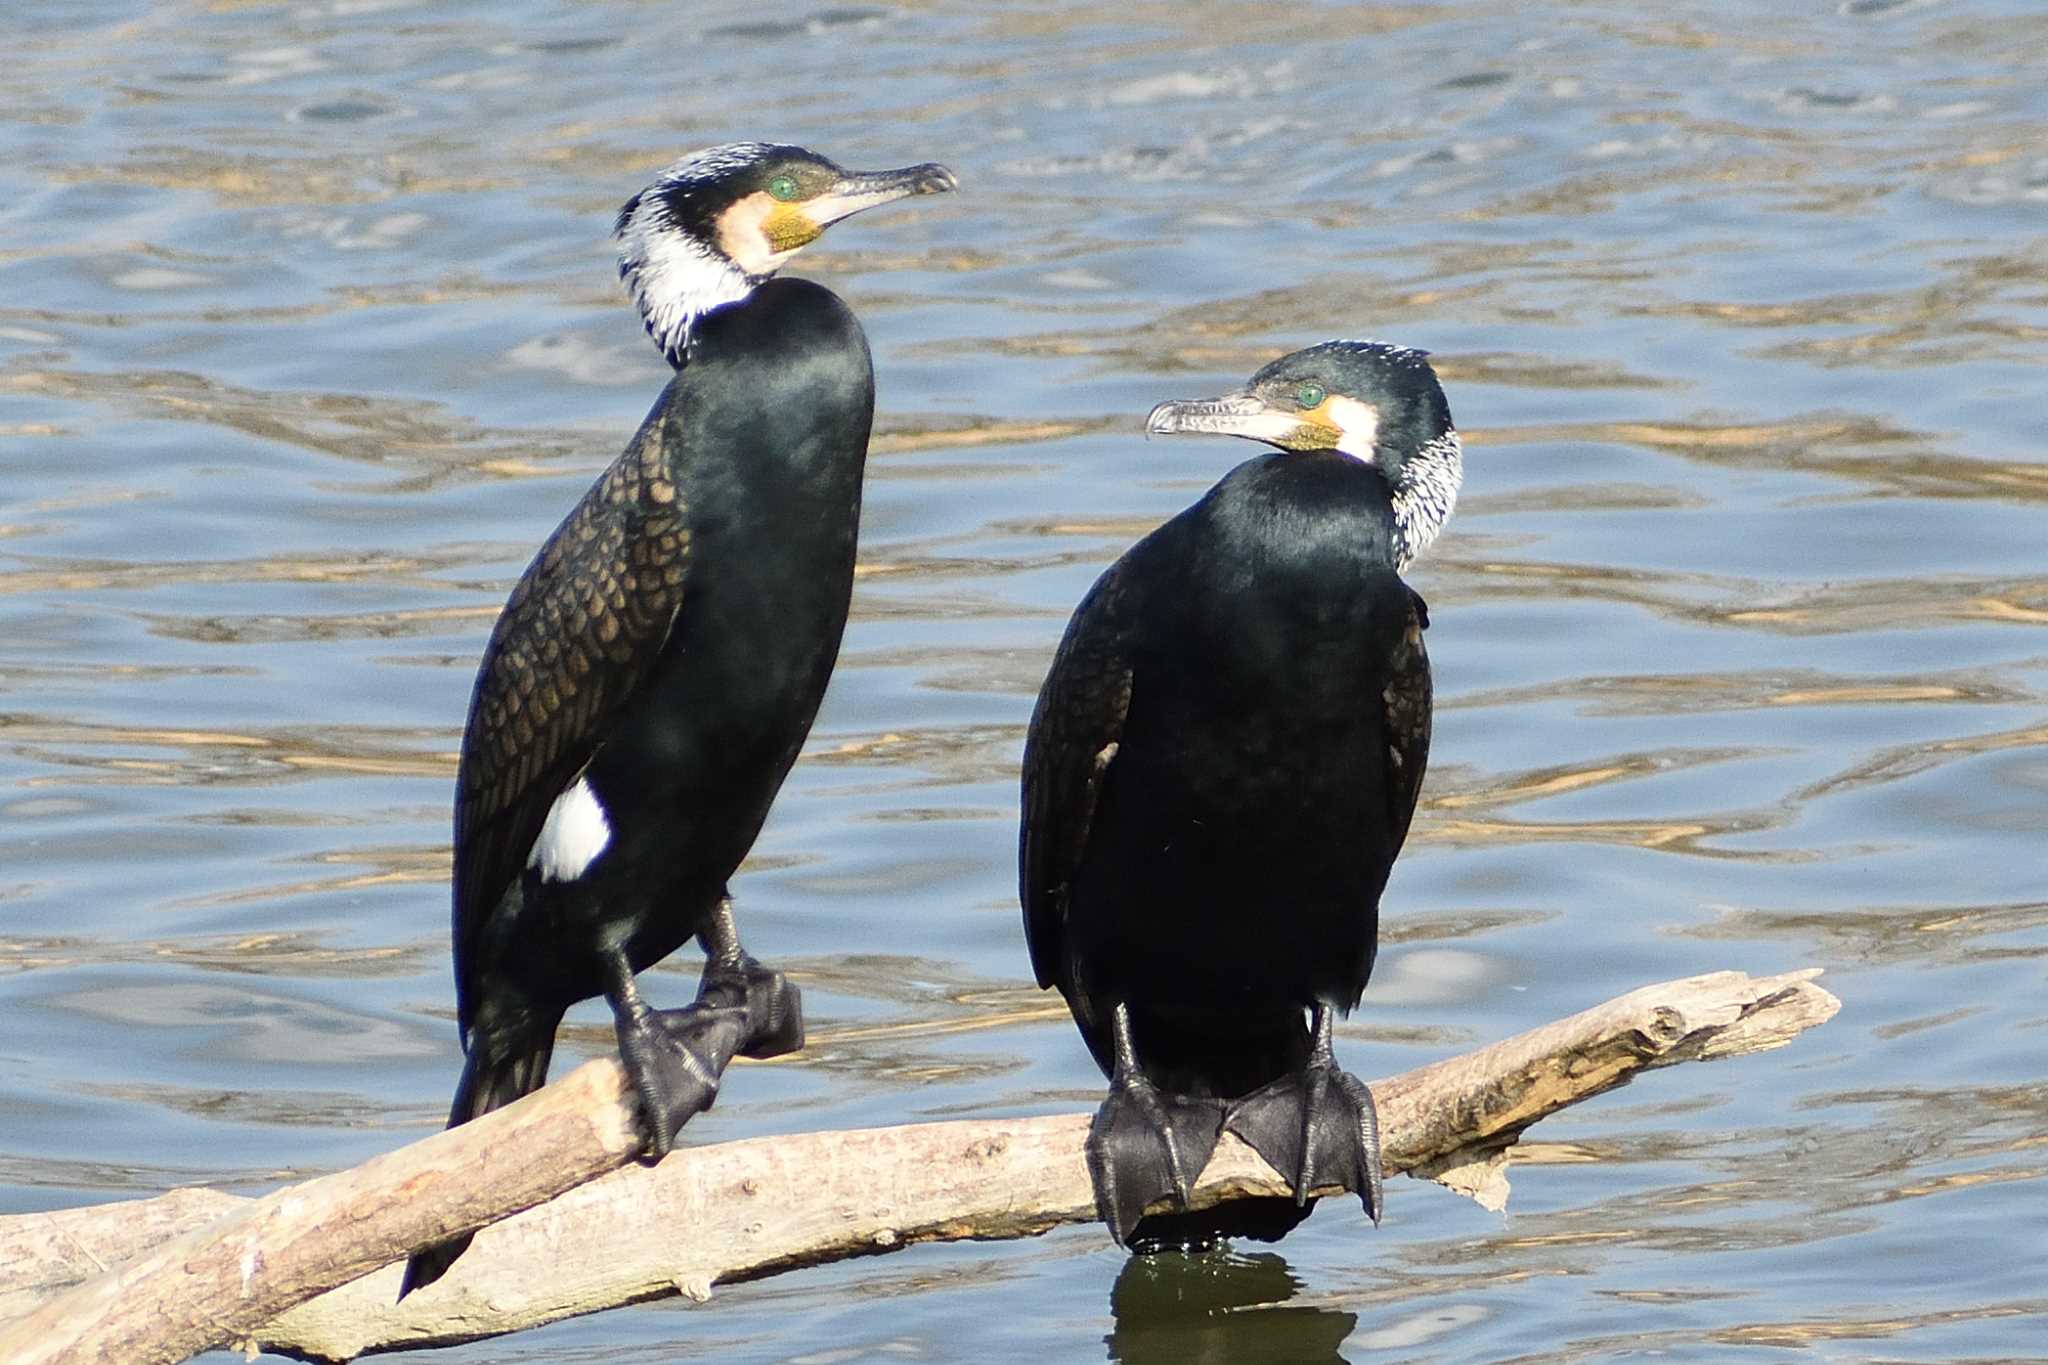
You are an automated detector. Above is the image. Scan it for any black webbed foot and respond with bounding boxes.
[615,1002,742,1159]
[1223,1065,1382,1220]
[695,954,804,1060]
[1088,1071,1227,1249]
[1221,1006,1384,1224]
[693,896,804,1059]
[615,980,793,1158]
[604,900,808,1160]
[1085,1001,1226,1248]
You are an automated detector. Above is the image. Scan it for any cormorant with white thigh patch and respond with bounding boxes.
[402,143,956,1296]
[1020,341,1461,1250]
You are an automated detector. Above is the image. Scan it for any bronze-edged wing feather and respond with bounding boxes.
[1381,587,1433,855]
[1019,566,1135,994]
[451,414,692,1039]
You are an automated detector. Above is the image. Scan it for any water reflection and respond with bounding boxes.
[1107,1250,1357,1365]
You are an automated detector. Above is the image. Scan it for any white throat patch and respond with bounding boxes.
[714,192,803,278]
[1325,394,1381,461]
[527,776,613,883]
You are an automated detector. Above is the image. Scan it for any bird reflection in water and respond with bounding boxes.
[1107,1249,1357,1364]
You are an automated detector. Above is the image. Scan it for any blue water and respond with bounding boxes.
[3,0,2046,1359]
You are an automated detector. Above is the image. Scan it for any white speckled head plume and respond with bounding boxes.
[1388,427,1460,570]
[614,143,785,368]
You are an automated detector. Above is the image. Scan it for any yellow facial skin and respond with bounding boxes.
[762,200,824,253]
[716,192,818,276]
[1289,393,1380,455]
[1275,396,1345,451]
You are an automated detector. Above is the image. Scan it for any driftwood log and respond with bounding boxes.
[0,968,1839,1364]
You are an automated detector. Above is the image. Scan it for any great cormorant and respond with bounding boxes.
[1019,340,1461,1249]
[403,143,956,1295]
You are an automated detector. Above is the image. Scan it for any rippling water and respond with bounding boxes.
[4,1,2047,1360]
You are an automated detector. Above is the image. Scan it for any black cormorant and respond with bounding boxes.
[402,143,956,1295]
[1019,340,1461,1249]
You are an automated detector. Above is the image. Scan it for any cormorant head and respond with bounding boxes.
[614,142,957,366]
[1146,340,1463,565]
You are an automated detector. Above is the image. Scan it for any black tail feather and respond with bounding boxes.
[397,1030,555,1299]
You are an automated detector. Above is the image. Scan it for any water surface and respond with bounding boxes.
[4,0,2046,1360]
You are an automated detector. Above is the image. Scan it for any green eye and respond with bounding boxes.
[767,174,801,202]
[1295,382,1326,409]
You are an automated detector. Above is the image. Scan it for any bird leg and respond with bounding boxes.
[1221,1003,1384,1223]
[604,950,738,1159]
[1086,1002,1226,1248]
[661,896,804,1061]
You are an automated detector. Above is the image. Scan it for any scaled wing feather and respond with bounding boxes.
[451,413,693,1038]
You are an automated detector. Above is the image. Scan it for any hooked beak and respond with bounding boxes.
[810,161,959,228]
[1146,393,1323,449]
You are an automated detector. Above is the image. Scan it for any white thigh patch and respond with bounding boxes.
[527,776,613,883]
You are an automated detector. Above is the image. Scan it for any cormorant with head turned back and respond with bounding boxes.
[402,143,956,1296]
[1020,340,1461,1250]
